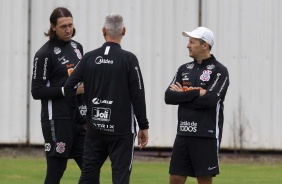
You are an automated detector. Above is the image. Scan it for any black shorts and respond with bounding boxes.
[169,136,220,177]
[79,130,135,184]
[41,119,85,158]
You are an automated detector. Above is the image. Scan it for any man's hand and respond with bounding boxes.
[82,123,87,130]
[76,83,84,95]
[183,86,203,91]
[199,89,206,96]
[137,129,148,150]
[169,82,184,92]
[170,82,204,93]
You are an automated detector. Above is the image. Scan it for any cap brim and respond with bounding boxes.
[182,31,201,39]
[182,31,190,37]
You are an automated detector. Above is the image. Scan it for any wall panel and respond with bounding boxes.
[28,0,199,146]
[203,0,282,150]
[0,0,29,144]
[1,0,281,150]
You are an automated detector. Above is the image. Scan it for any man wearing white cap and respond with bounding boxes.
[165,27,229,184]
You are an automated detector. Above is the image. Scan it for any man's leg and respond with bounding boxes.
[74,156,83,169]
[197,175,212,184]
[109,134,135,184]
[169,136,194,184]
[44,156,68,184]
[72,124,86,170]
[169,174,187,184]
[79,130,108,184]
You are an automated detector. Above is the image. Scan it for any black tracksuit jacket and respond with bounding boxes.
[165,55,229,141]
[64,42,149,135]
[31,37,85,121]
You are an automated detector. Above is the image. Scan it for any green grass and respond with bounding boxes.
[1,157,282,184]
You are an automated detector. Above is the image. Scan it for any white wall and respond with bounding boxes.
[28,0,199,146]
[203,0,282,150]
[1,0,281,150]
[0,0,29,144]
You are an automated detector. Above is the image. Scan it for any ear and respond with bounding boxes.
[102,27,106,36]
[51,24,56,32]
[203,42,209,49]
[122,27,126,36]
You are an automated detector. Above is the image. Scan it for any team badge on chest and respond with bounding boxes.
[200,70,212,81]
[54,47,61,54]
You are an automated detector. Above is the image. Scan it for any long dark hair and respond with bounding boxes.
[44,7,76,40]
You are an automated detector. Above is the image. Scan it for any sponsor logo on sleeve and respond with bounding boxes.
[33,58,38,79]
[135,67,142,89]
[209,73,221,91]
[43,58,48,80]
[217,77,228,96]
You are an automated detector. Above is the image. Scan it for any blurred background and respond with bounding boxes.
[0,0,281,151]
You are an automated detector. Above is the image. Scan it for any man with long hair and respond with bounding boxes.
[31,7,86,184]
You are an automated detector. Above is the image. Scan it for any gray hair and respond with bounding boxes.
[104,14,124,38]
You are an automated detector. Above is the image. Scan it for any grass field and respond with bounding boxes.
[1,154,282,184]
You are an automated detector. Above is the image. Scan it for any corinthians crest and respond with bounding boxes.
[56,142,66,154]
[200,70,212,81]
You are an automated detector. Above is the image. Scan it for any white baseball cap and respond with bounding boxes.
[182,27,214,47]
